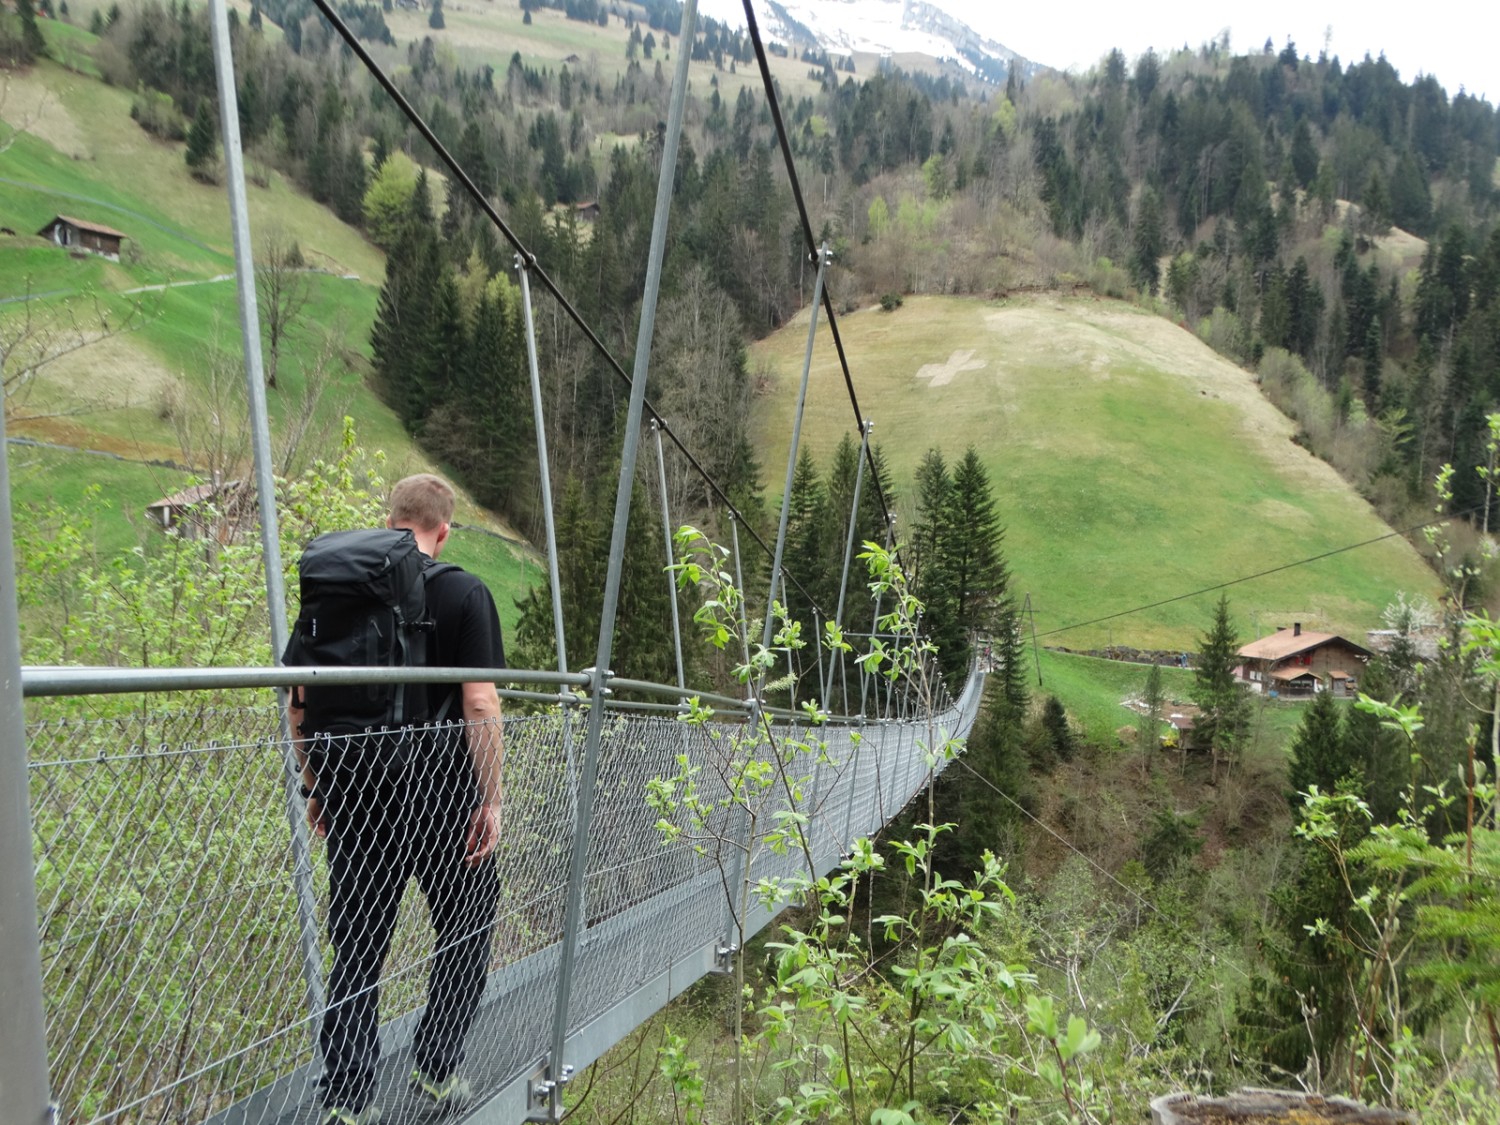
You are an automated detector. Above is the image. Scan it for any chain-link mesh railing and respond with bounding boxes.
[25,669,982,1125]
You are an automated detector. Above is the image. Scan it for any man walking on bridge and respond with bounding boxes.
[290,473,506,1124]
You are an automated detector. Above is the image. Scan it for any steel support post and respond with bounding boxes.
[729,517,752,672]
[517,258,581,803]
[207,0,325,1028]
[760,243,830,660]
[719,695,757,959]
[539,2,698,1114]
[652,421,687,694]
[811,608,824,710]
[517,258,572,685]
[824,421,870,714]
[0,403,55,1125]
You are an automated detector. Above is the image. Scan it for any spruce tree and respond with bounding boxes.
[185,100,218,177]
[15,0,46,61]
[1190,595,1251,776]
[1285,689,1355,807]
[939,446,1010,681]
[1129,187,1164,295]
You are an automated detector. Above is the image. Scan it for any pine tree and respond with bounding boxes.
[1190,595,1251,777]
[1285,689,1356,807]
[14,0,46,61]
[428,0,444,29]
[1130,187,1165,295]
[184,100,219,178]
[938,446,1010,681]
[780,448,828,697]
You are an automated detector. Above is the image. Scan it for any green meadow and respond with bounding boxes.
[2,51,533,612]
[750,295,1441,651]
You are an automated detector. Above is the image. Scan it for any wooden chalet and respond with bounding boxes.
[1236,624,1371,698]
[146,481,254,543]
[37,215,128,261]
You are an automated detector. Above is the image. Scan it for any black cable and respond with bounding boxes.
[304,0,829,616]
[1036,507,1475,641]
[951,757,1252,984]
[740,0,899,549]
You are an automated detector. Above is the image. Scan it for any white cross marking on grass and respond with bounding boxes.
[913,349,987,387]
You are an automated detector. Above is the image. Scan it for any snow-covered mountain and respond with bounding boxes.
[696,0,1044,85]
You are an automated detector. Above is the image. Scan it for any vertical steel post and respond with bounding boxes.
[811,608,824,709]
[0,413,54,1125]
[652,421,687,694]
[760,244,830,659]
[722,518,754,954]
[729,517,752,672]
[824,421,870,713]
[517,258,571,683]
[517,254,581,913]
[543,0,698,1110]
[207,0,324,1024]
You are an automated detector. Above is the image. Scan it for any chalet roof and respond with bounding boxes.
[146,481,237,511]
[39,214,129,240]
[1238,627,1372,662]
[1270,666,1320,682]
[1164,705,1200,730]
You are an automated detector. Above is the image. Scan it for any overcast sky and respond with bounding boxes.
[947,2,1494,101]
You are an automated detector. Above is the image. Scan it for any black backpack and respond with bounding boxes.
[282,528,456,735]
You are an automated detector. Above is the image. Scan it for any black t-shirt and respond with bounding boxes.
[423,561,506,727]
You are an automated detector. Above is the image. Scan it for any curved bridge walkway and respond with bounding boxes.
[22,671,982,1125]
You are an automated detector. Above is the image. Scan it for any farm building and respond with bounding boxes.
[146,481,254,542]
[1236,624,1371,698]
[36,215,128,261]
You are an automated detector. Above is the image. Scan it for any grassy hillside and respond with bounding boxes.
[750,294,1441,651]
[1,46,537,619]
[378,3,823,117]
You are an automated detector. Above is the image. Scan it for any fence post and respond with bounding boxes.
[538,3,698,1115]
[206,0,326,1029]
[0,398,55,1125]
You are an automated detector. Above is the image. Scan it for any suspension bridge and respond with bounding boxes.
[0,1,987,1122]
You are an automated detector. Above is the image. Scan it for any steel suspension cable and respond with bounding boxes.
[739,0,898,540]
[304,0,827,615]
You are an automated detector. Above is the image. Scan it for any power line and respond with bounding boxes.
[949,756,1253,985]
[1035,508,1473,641]
[304,0,829,617]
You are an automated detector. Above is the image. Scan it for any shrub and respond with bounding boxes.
[879,292,903,312]
[129,84,185,141]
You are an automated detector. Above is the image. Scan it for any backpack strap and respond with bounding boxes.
[423,561,464,728]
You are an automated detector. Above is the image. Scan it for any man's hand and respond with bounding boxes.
[306,794,328,839]
[465,802,501,867]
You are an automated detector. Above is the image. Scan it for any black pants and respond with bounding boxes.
[316,735,500,1111]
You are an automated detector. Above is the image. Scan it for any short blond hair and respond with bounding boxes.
[389,473,455,531]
